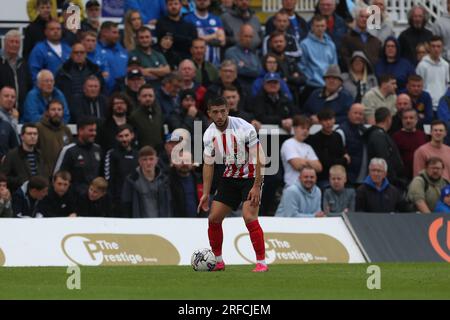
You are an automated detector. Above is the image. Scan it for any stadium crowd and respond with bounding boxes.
[0,0,450,219]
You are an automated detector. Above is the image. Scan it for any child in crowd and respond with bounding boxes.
[434,185,450,213]
[322,165,355,215]
[78,177,112,217]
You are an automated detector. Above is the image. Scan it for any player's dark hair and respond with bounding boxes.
[207,96,228,110]
[0,173,7,184]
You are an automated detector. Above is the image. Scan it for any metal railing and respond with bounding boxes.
[261,0,447,23]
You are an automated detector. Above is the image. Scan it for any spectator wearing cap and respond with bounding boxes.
[104,124,139,217]
[81,0,101,33]
[168,89,209,134]
[112,56,144,95]
[434,184,450,213]
[96,92,134,152]
[122,68,146,109]
[28,19,71,83]
[23,0,53,59]
[130,27,171,88]
[124,0,167,25]
[361,74,397,125]
[155,0,198,60]
[80,31,112,91]
[156,72,182,122]
[69,76,107,124]
[299,15,338,99]
[55,42,105,106]
[154,32,182,71]
[304,65,353,124]
[23,70,70,123]
[267,32,306,104]
[129,84,164,151]
[98,22,129,92]
[224,24,262,93]
[191,38,219,87]
[307,108,349,188]
[27,0,85,22]
[253,72,296,133]
[159,127,191,174]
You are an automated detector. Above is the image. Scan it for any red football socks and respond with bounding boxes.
[208,221,223,257]
[246,220,266,261]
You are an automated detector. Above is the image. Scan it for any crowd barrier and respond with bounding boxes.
[0,217,365,267]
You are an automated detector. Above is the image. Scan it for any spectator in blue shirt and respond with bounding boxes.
[98,22,128,92]
[28,19,71,83]
[22,70,70,123]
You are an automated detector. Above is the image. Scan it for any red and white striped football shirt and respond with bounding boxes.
[203,116,259,179]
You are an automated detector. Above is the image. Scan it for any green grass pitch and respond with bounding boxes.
[0,263,449,299]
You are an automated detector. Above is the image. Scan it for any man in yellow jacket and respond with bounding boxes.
[27,0,85,22]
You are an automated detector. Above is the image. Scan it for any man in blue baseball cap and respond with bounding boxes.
[435,184,450,213]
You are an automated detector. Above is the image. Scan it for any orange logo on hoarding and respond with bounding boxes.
[428,218,450,262]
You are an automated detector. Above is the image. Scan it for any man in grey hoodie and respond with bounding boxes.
[275,166,324,217]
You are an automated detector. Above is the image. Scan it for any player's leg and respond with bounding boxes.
[242,201,268,272]
[208,178,240,271]
[208,200,232,261]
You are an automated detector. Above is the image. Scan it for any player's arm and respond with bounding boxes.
[247,143,265,207]
[197,154,215,213]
